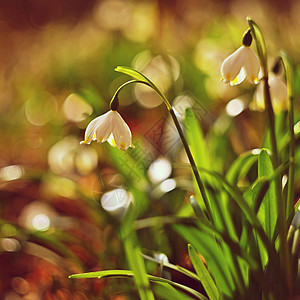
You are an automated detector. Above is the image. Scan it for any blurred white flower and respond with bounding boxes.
[80,110,134,150]
[221,46,260,86]
[250,73,288,114]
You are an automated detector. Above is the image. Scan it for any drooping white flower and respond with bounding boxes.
[250,73,288,114]
[80,110,134,151]
[221,46,260,86]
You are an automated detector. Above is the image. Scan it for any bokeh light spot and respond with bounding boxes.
[148,157,172,183]
[25,92,58,126]
[0,165,23,182]
[32,214,50,231]
[160,178,176,193]
[1,238,21,252]
[101,189,132,217]
[63,93,93,123]
[226,99,245,117]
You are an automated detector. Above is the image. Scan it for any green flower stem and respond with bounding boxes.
[248,17,291,292]
[169,108,212,220]
[111,79,211,220]
[281,53,295,220]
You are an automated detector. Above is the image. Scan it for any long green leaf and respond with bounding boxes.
[188,244,219,300]
[70,270,208,300]
[185,108,211,170]
[175,224,234,297]
[154,282,192,300]
[258,149,277,241]
[226,151,258,185]
[121,206,155,300]
[194,166,281,274]
[115,66,154,84]
[137,216,259,270]
[142,253,201,283]
[184,108,215,221]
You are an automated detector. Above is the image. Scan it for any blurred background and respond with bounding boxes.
[0,0,299,299]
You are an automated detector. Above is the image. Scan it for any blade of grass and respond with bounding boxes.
[121,205,155,300]
[258,149,277,241]
[226,151,259,185]
[154,282,193,300]
[70,270,208,300]
[188,244,219,300]
[175,224,234,297]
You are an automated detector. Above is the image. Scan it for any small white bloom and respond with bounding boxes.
[221,46,260,86]
[250,73,288,114]
[80,110,134,151]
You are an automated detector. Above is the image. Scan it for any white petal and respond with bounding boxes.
[230,67,246,86]
[250,81,265,111]
[221,46,246,83]
[95,111,114,142]
[269,75,288,114]
[243,47,260,84]
[80,111,111,144]
[111,111,133,150]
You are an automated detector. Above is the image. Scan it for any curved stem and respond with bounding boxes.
[248,17,291,292]
[113,80,211,220]
[169,109,212,220]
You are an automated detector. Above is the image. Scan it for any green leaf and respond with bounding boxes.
[190,195,208,221]
[184,108,213,216]
[194,166,280,273]
[185,108,210,170]
[115,66,171,109]
[226,151,258,185]
[188,244,219,300]
[154,282,192,300]
[121,206,155,300]
[175,225,234,297]
[142,253,201,283]
[115,66,153,84]
[241,179,270,264]
[70,270,208,300]
[258,149,277,241]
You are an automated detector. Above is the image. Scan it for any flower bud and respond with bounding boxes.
[110,96,119,111]
[242,29,252,47]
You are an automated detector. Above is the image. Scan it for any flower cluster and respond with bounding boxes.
[220,29,288,114]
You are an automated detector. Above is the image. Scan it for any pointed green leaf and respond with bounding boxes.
[121,206,155,300]
[70,270,208,300]
[175,225,234,297]
[226,151,258,185]
[258,149,277,241]
[185,108,210,170]
[115,66,152,84]
[154,282,192,300]
[188,244,219,300]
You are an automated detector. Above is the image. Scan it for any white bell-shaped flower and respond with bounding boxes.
[80,110,134,151]
[221,46,260,86]
[250,73,288,114]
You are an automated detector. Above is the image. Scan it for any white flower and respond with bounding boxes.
[80,110,134,151]
[221,46,260,86]
[250,73,288,114]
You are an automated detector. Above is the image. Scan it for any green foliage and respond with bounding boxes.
[69,19,299,300]
[188,244,219,300]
